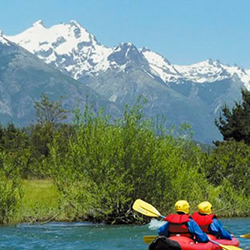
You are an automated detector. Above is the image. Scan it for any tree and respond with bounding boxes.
[34,93,68,126]
[215,89,250,144]
[205,140,250,194]
[28,94,70,177]
[2,123,29,152]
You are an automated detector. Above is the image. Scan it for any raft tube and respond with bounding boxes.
[148,235,240,250]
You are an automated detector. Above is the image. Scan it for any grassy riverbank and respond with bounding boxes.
[19,179,89,223]
[19,179,60,223]
[9,177,250,224]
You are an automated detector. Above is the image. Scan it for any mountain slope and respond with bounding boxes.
[0,33,119,126]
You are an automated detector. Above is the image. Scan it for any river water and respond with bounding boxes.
[0,218,248,250]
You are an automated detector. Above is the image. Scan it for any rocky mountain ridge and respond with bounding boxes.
[6,20,250,89]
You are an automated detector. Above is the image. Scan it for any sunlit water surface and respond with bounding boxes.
[0,218,248,249]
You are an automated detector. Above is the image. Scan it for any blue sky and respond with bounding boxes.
[1,0,250,68]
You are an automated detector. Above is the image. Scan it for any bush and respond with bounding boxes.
[48,103,211,223]
[0,151,22,224]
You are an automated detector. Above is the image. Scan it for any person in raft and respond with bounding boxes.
[192,201,232,240]
[158,200,209,242]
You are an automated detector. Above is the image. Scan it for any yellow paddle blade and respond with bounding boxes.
[132,199,163,218]
[240,232,250,238]
[143,235,157,244]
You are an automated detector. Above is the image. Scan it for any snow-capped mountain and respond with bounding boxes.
[0,31,119,126]
[141,48,250,88]
[2,20,249,143]
[174,60,250,87]
[6,21,153,80]
[6,20,250,89]
[6,20,113,79]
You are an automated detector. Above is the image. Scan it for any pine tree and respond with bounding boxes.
[215,89,250,144]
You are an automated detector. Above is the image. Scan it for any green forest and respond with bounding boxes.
[1,90,250,225]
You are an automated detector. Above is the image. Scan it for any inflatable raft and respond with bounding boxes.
[148,234,240,250]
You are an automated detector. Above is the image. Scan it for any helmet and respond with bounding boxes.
[198,201,212,215]
[175,200,190,214]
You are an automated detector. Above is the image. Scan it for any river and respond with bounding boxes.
[0,218,249,249]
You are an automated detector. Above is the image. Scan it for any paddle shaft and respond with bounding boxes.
[209,239,242,250]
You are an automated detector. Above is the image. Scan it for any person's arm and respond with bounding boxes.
[211,219,232,240]
[188,219,209,242]
[158,222,169,237]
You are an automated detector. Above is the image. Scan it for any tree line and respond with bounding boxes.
[1,90,250,224]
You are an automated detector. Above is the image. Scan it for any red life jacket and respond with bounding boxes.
[192,211,216,233]
[164,214,193,238]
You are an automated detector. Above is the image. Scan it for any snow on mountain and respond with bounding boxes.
[174,59,229,83]
[246,68,250,77]
[5,20,250,90]
[174,59,250,89]
[6,20,150,78]
[140,49,250,88]
[140,47,183,82]
[221,64,250,90]
[6,20,112,79]
[7,19,98,56]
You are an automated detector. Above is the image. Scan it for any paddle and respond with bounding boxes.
[208,238,242,250]
[132,199,165,218]
[240,232,250,238]
[143,235,157,244]
[133,199,243,250]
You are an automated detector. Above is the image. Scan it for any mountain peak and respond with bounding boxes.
[32,20,45,27]
[141,47,150,53]
[69,20,81,28]
[122,42,132,46]
[118,42,135,49]
[65,20,94,41]
[141,48,171,66]
[207,58,213,64]
[233,63,244,71]
[205,59,222,67]
[107,42,147,67]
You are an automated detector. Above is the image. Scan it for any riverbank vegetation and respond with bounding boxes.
[1,91,250,224]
